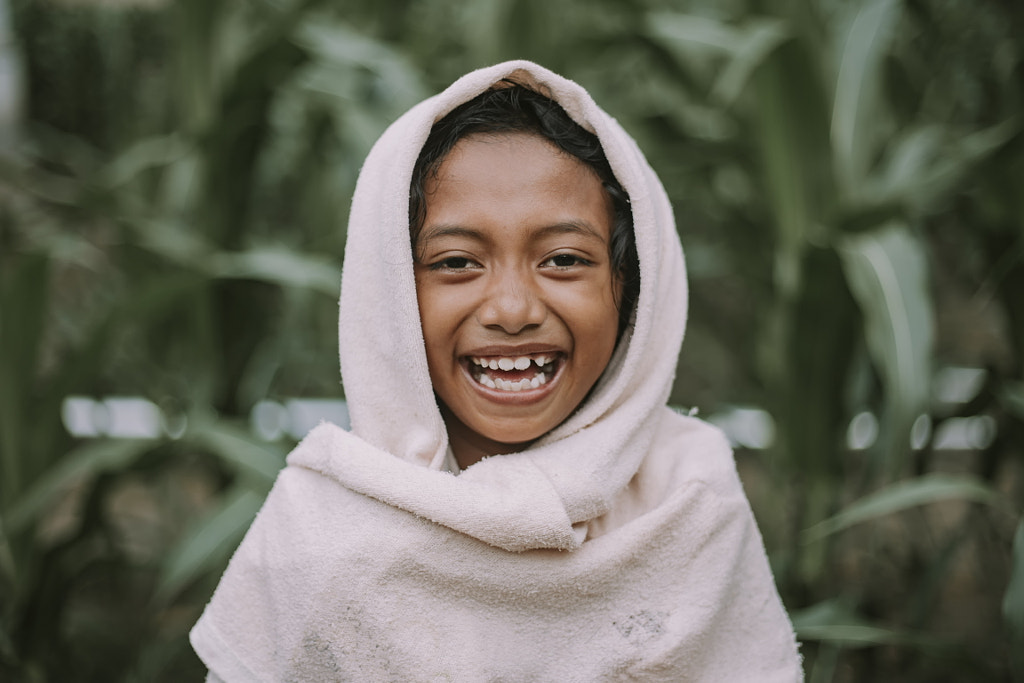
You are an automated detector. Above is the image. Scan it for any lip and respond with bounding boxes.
[462,343,565,358]
[459,354,565,405]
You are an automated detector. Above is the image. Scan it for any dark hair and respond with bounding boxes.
[409,83,640,336]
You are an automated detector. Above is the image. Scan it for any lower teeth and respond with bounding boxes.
[479,373,547,392]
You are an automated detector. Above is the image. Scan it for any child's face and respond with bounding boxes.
[414,133,621,458]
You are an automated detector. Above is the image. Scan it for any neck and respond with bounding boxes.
[440,405,532,470]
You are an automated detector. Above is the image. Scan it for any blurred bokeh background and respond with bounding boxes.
[1,0,1022,680]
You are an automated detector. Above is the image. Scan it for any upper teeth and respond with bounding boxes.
[468,354,556,393]
[471,355,552,369]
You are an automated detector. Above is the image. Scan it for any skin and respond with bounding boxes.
[413,132,622,469]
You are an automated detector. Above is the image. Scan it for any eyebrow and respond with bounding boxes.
[417,225,485,244]
[418,220,606,245]
[537,221,606,243]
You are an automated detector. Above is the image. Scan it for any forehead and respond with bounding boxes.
[421,133,611,239]
[430,131,597,187]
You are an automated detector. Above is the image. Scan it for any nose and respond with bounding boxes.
[476,269,546,334]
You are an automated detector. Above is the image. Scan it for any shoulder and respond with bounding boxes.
[648,407,743,497]
[586,408,744,541]
[654,408,732,454]
[256,463,433,565]
[191,464,441,680]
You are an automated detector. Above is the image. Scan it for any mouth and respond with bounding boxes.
[463,352,563,393]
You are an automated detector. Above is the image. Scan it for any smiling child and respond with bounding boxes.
[414,114,623,467]
[191,61,803,682]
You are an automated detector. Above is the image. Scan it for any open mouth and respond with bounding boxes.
[464,353,562,393]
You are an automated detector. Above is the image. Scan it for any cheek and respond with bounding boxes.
[561,283,620,352]
[415,281,466,360]
[595,282,622,342]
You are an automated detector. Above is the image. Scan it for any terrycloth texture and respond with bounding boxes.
[191,60,802,681]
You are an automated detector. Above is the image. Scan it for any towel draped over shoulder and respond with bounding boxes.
[190,60,803,682]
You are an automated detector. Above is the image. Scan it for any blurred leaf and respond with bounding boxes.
[0,253,49,392]
[645,12,738,96]
[797,624,909,648]
[10,218,106,270]
[0,519,14,614]
[188,419,286,484]
[296,19,427,106]
[0,253,49,507]
[171,0,225,129]
[460,0,518,65]
[128,220,342,296]
[209,246,341,296]
[154,483,264,604]
[647,12,794,111]
[0,156,81,206]
[802,474,1010,543]
[877,118,1020,213]
[831,0,900,199]
[839,222,932,473]
[750,38,835,295]
[100,134,189,189]
[791,599,922,648]
[646,12,739,52]
[5,439,156,534]
[195,17,310,251]
[712,19,791,106]
[132,217,213,265]
[878,125,944,193]
[917,118,1021,206]
[1004,518,1024,681]
[776,246,859,476]
[1004,382,1024,420]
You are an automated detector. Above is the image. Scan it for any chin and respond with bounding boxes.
[459,412,559,452]
[479,424,548,449]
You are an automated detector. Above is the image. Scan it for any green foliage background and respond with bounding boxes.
[1,0,1022,680]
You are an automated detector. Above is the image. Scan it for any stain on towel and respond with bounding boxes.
[613,610,668,645]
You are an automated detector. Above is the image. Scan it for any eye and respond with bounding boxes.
[541,253,592,268]
[429,256,478,271]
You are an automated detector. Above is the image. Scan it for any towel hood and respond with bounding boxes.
[327,60,687,549]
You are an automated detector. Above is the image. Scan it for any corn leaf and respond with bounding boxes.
[0,253,49,507]
[154,483,264,604]
[712,19,791,106]
[803,473,1010,543]
[188,420,286,483]
[0,518,15,619]
[791,599,923,648]
[831,0,900,200]
[99,134,188,190]
[876,118,1020,213]
[4,439,156,534]
[839,222,932,474]
[646,12,739,53]
[296,20,426,106]
[1004,518,1024,681]
[749,37,836,295]
[208,247,341,297]
[1004,382,1024,420]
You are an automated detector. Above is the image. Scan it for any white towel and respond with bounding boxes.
[191,60,803,681]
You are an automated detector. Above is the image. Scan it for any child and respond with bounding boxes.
[191,61,802,681]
